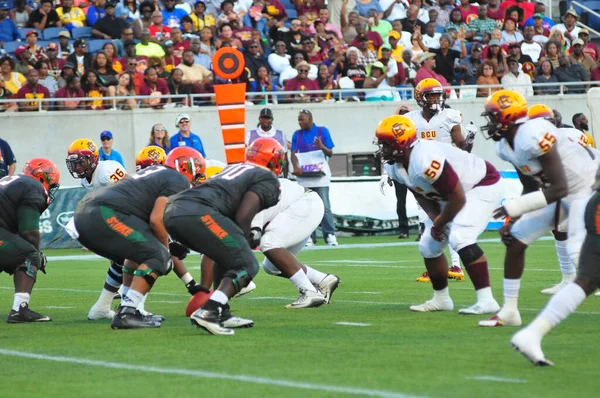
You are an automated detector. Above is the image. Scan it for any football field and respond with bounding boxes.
[1,233,598,398]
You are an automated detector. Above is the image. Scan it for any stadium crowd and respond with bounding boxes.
[0,0,599,111]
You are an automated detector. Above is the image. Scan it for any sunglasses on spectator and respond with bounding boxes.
[154,127,166,131]
[249,44,259,48]
[123,31,133,35]
[101,137,112,141]
[179,120,190,124]
[298,69,309,72]
[291,23,301,27]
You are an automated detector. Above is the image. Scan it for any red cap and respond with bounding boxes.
[26,29,38,37]
[47,42,58,50]
[14,46,28,58]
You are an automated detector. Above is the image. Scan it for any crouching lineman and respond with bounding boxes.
[0,159,60,322]
[164,137,285,336]
[375,115,501,314]
[251,178,340,308]
[479,91,597,327]
[511,169,600,366]
[73,148,205,329]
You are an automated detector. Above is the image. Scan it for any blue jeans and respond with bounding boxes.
[309,186,336,240]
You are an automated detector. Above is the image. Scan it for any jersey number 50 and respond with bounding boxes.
[424,160,442,179]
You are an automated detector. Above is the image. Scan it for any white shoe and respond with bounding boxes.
[220,305,254,328]
[594,290,600,296]
[479,309,522,327]
[234,281,256,298]
[326,234,338,246]
[409,297,454,312]
[315,274,340,304]
[511,327,553,366]
[285,289,327,309]
[190,308,235,336]
[541,280,571,295]
[87,304,115,321]
[304,239,314,247]
[459,300,501,315]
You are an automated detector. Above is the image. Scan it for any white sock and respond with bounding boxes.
[122,289,144,309]
[209,290,229,305]
[433,287,450,300]
[289,270,317,292]
[304,265,327,284]
[476,286,494,303]
[503,278,521,311]
[122,285,130,297]
[137,293,148,312]
[555,239,576,279]
[534,283,587,334]
[94,288,116,310]
[180,272,193,285]
[12,293,30,311]
[449,247,461,268]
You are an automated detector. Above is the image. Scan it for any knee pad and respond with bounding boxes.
[16,251,42,281]
[122,266,135,275]
[262,258,281,276]
[144,247,171,276]
[457,243,484,266]
[224,269,253,293]
[552,230,568,241]
[134,268,157,288]
[418,234,445,259]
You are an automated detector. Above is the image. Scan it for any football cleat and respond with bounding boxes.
[220,304,254,328]
[234,281,256,298]
[458,300,501,315]
[190,308,235,336]
[448,266,464,281]
[410,297,454,312]
[326,234,338,246]
[315,274,340,304]
[416,271,430,283]
[479,311,522,327]
[110,306,161,329]
[138,308,165,323]
[511,327,554,366]
[305,239,314,247]
[595,290,600,297]
[541,280,571,295]
[286,289,327,309]
[7,303,52,323]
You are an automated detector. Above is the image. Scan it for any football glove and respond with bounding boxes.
[248,227,262,249]
[169,242,190,260]
[186,281,210,296]
[465,121,477,145]
[379,174,393,195]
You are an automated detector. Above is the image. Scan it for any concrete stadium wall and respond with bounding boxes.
[0,94,593,186]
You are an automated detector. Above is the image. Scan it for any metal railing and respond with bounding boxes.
[0,80,595,111]
[571,0,600,38]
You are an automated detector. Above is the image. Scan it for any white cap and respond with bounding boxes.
[175,113,191,126]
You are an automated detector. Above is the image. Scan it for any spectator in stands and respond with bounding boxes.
[0,1,19,45]
[45,43,65,78]
[414,51,448,85]
[366,8,391,41]
[167,67,191,104]
[116,0,141,24]
[485,0,502,20]
[92,2,127,40]
[122,39,150,73]
[14,47,32,75]
[244,39,269,80]
[572,113,595,147]
[102,42,123,73]
[109,71,138,109]
[577,29,598,62]
[307,8,342,39]
[54,74,85,110]
[277,19,305,54]
[354,0,382,21]
[57,30,73,59]
[421,21,440,50]
[552,110,572,128]
[381,0,407,23]
[187,37,210,70]
[468,5,496,39]
[191,0,216,33]
[284,61,319,103]
[216,0,239,28]
[149,10,171,40]
[24,30,47,65]
[15,69,50,111]
[476,59,500,97]
[340,8,359,43]
[302,37,323,65]
[500,18,523,45]
[139,66,170,107]
[553,9,580,47]
[136,28,167,57]
[386,30,405,62]
[400,5,424,35]
[9,0,31,28]
[268,39,290,78]
[445,8,467,34]
[81,69,107,109]
[485,39,507,79]
[170,113,206,156]
[522,2,553,30]
[247,108,287,150]
[519,25,543,64]
[535,59,559,95]
[337,47,365,88]
[401,47,417,84]
[148,123,171,151]
[539,39,561,69]
[291,109,337,245]
[36,60,58,97]
[457,0,477,22]
[316,63,336,100]
[200,26,215,55]
[181,14,196,35]
[0,55,25,97]
[0,137,16,176]
[352,22,383,51]
[87,0,107,27]
[549,28,567,53]
[378,43,405,85]
[555,52,589,94]
[92,51,118,87]
[530,12,550,42]
[56,61,75,89]
[135,1,155,37]
[355,33,377,66]
[569,39,595,74]
[162,0,189,28]
[427,9,444,32]
[169,26,192,56]
[98,131,126,165]
[294,0,319,24]
[364,61,394,101]
[508,42,533,65]
[57,0,86,28]
[67,39,93,76]
[176,49,212,93]
[249,65,276,104]
[458,42,482,85]
[501,56,533,97]
[28,0,61,30]
[417,32,464,85]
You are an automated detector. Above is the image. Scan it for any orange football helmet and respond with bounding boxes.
[375,115,418,161]
[166,147,206,186]
[245,137,286,176]
[481,90,528,141]
[66,138,99,179]
[136,146,167,172]
[527,104,555,124]
[415,78,445,113]
[22,158,61,203]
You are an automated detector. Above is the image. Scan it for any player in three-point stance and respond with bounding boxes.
[375,115,502,314]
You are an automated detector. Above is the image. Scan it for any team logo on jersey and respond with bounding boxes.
[87,141,97,152]
[391,123,405,138]
[498,95,513,109]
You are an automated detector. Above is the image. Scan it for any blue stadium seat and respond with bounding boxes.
[3,41,21,54]
[88,39,110,53]
[279,0,294,10]
[286,8,298,19]
[72,26,92,39]
[577,1,600,31]
[18,27,40,38]
[42,27,64,40]
[37,40,51,48]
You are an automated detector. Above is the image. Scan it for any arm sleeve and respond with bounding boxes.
[17,206,41,233]
[290,131,298,151]
[320,127,335,149]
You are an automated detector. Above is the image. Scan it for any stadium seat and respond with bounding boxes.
[18,27,40,38]
[577,1,600,31]
[286,8,298,19]
[279,0,294,9]
[37,40,52,48]
[3,41,21,54]
[88,39,110,53]
[43,27,64,40]
[72,26,92,39]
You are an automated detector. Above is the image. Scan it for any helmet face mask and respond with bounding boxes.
[22,158,61,204]
[166,147,206,186]
[66,139,99,179]
[480,110,505,141]
[246,138,286,176]
[421,90,445,113]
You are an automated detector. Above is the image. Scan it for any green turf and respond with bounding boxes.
[0,236,597,398]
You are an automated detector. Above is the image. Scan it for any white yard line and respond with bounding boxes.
[466,376,527,384]
[335,322,372,327]
[40,306,76,309]
[0,348,425,398]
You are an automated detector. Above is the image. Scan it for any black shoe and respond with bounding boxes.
[190,307,234,335]
[220,304,254,329]
[398,232,409,239]
[111,306,161,329]
[7,303,52,323]
[415,233,422,242]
